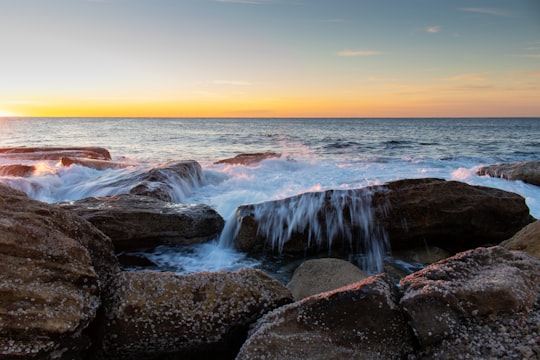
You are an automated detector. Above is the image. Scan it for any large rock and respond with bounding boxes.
[286,258,369,300]
[98,268,293,359]
[0,146,112,161]
[214,151,281,166]
[60,194,224,251]
[478,160,540,186]
[500,220,540,259]
[235,178,533,257]
[399,246,540,349]
[0,184,119,359]
[0,164,35,177]
[237,273,416,359]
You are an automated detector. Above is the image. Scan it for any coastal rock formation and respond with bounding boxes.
[98,268,293,359]
[214,151,281,166]
[286,258,368,300]
[393,245,451,265]
[478,160,540,186]
[128,160,203,202]
[60,157,135,170]
[0,184,119,359]
[235,178,533,258]
[0,146,112,161]
[237,273,416,359]
[500,220,540,259]
[399,246,540,348]
[59,194,225,251]
[0,164,35,177]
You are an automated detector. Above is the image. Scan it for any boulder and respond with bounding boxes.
[0,184,119,359]
[0,164,35,177]
[97,268,293,359]
[60,157,136,170]
[237,273,416,360]
[0,146,112,161]
[286,258,369,300]
[478,160,540,186]
[393,245,451,265]
[399,246,540,348]
[59,194,224,252]
[214,151,281,166]
[500,220,540,259]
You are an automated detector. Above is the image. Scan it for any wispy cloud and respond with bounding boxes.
[459,7,511,17]
[441,73,488,82]
[426,26,441,33]
[337,49,382,57]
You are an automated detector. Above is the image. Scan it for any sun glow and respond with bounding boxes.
[0,109,18,117]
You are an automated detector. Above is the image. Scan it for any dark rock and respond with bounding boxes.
[59,194,224,252]
[237,273,416,359]
[97,268,293,359]
[0,164,35,177]
[478,160,540,186]
[0,146,112,161]
[214,151,281,166]
[500,220,540,259]
[60,157,136,170]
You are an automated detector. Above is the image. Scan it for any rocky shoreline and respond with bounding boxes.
[1,147,539,359]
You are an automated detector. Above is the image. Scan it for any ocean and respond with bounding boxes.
[1,117,539,276]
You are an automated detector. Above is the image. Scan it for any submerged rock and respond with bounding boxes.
[214,151,281,166]
[500,220,540,259]
[60,194,225,251]
[478,160,540,186]
[0,146,112,161]
[237,273,416,360]
[98,268,293,359]
[0,184,119,359]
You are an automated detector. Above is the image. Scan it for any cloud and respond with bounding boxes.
[337,50,382,57]
[212,80,252,86]
[426,26,441,33]
[441,73,488,82]
[459,7,511,17]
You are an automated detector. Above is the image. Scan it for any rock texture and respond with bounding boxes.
[478,160,540,186]
[286,258,369,300]
[60,157,135,170]
[500,220,540,259]
[393,245,451,265]
[0,164,35,177]
[0,146,112,161]
[214,152,281,166]
[98,268,293,359]
[400,246,540,349]
[59,194,224,251]
[0,184,119,359]
[237,273,416,360]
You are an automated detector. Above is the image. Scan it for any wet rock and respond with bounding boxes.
[393,245,451,265]
[0,184,119,359]
[60,194,224,252]
[0,164,35,177]
[478,160,540,186]
[286,258,369,300]
[237,273,416,360]
[399,246,540,347]
[60,157,136,170]
[98,268,293,359]
[500,220,540,259]
[0,146,112,161]
[214,151,281,166]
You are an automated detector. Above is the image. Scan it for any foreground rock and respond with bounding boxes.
[0,184,119,359]
[500,220,540,259]
[0,146,111,161]
[237,273,415,359]
[98,268,293,359]
[478,160,540,186]
[235,178,533,257]
[214,151,281,166]
[0,164,35,177]
[286,258,368,300]
[400,246,540,357]
[60,194,224,251]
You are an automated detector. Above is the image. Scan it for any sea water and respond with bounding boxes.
[1,118,539,276]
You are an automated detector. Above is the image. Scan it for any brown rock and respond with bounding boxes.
[399,246,540,347]
[393,246,452,265]
[478,160,540,186]
[500,220,540,259]
[60,194,224,251]
[60,157,136,170]
[214,151,281,165]
[237,273,416,360]
[286,258,369,300]
[0,184,119,359]
[0,164,35,177]
[98,268,293,359]
[0,146,112,161]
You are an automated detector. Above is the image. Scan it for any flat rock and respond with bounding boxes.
[0,146,112,161]
[214,151,281,166]
[60,194,224,252]
[500,220,540,259]
[478,160,540,186]
[60,156,136,170]
[0,164,35,177]
[98,268,293,359]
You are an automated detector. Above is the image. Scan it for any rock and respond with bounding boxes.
[235,178,533,257]
[393,245,452,265]
[237,273,416,360]
[59,194,224,251]
[214,151,281,166]
[60,157,136,170]
[0,184,119,359]
[399,246,540,347]
[0,146,112,161]
[97,268,293,359]
[128,160,203,202]
[0,164,35,177]
[500,220,540,259]
[478,160,540,186]
[286,258,369,300]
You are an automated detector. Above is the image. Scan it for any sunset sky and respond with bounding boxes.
[1,0,539,117]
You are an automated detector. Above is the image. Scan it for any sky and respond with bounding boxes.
[0,0,539,118]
